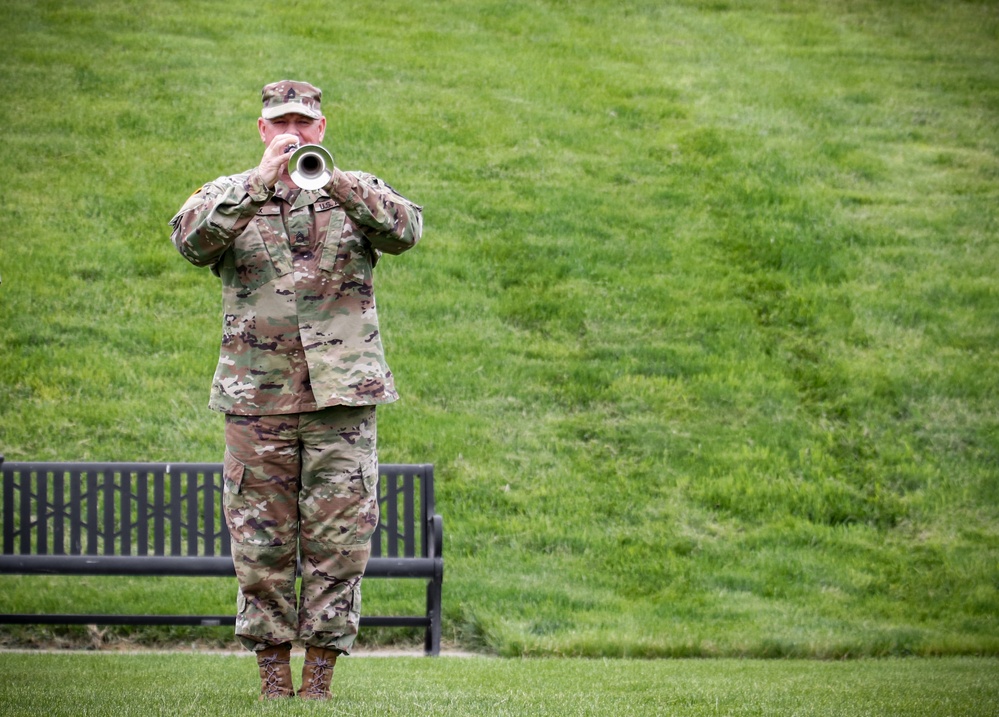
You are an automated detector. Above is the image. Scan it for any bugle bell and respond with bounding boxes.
[288,143,335,190]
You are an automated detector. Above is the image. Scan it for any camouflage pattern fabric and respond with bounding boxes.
[169,167,422,415]
[223,405,378,653]
[260,80,323,120]
[169,134,420,654]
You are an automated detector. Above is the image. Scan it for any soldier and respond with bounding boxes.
[169,80,422,700]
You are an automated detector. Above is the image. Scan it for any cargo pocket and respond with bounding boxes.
[222,449,247,541]
[305,575,362,648]
[223,449,245,496]
[234,591,248,632]
[301,459,379,547]
[355,460,380,545]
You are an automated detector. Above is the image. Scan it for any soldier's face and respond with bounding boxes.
[258,113,326,145]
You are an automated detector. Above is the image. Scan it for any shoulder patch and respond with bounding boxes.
[176,185,209,214]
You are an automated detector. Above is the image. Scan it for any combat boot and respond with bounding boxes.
[256,644,294,700]
[297,646,339,700]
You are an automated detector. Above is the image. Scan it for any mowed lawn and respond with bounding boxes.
[1,653,998,717]
[1,0,998,662]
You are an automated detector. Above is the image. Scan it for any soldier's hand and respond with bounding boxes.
[257,134,300,188]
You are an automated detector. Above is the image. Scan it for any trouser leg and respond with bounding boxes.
[297,405,378,654]
[223,414,302,652]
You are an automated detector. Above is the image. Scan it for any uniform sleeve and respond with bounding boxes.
[169,170,272,268]
[327,171,423,255]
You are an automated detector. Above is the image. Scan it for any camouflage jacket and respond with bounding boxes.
[170,167,422,415]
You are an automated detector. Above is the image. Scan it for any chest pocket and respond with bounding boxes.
[318,208,375,289]
[229,205,292,292]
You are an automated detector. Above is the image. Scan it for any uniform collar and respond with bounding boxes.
[273,178,330,210]
[271,178,299,205]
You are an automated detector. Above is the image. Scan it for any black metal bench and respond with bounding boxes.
[0,456,443,655]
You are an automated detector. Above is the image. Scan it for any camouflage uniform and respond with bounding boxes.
[223,407,377,653]
[169,81,421,654]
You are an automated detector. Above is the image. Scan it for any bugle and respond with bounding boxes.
[288,144,335,190]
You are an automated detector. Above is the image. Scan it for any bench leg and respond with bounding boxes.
[425,578,442,656]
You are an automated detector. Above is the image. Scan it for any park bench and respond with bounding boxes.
[0,456,443,655]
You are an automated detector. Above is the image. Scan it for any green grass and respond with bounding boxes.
[1,653,997,717]
[1,0,998,659]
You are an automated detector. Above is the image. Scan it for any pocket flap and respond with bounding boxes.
[223,449,246,495]
[318,212,347,274]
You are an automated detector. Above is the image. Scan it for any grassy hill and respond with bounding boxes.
[1,0,997,657]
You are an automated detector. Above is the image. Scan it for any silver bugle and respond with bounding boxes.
[288,144,335,190]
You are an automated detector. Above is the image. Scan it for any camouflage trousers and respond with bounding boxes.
[222,405,378,654]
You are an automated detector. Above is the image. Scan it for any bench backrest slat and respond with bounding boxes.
[421,465,435,557]
[405,470,416,557]
[387,470,399,558]
[376,464,429,560]
[1,462,432,560]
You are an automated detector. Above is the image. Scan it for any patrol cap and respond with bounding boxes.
[261,80,323,120]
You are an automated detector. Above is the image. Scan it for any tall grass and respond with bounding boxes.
[1,0,997,657]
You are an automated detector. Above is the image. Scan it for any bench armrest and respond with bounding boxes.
[428,514,443,559]
[426,513,444,582]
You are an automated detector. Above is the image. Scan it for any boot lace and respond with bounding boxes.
[260,655,290,698]
[302,655,335,698]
